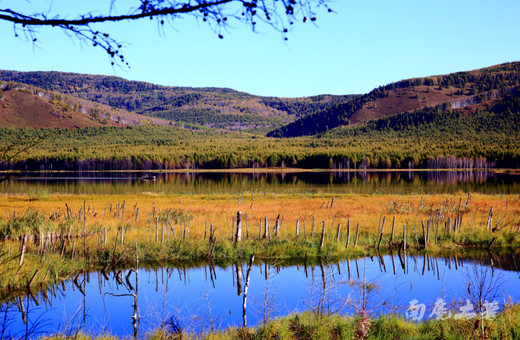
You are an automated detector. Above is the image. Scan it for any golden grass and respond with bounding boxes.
[1,192,517,238]
[0,192,514,258]
[0,192,519,291]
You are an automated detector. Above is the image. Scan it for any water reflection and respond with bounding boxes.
[2,170,520,195]
[1,252,519,338]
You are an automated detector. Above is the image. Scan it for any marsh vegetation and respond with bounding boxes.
[0,174,519,338]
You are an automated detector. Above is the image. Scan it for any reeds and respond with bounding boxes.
[0,192,518,291]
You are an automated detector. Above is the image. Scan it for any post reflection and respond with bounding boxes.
[0,252,519,338]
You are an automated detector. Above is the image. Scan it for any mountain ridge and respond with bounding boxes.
[2,62,520,137]
[0,70,358,132]
[267,61,520,137]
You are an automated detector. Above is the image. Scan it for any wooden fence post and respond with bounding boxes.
[354,222,359,247]
[155,217,159,242]
[19,234,27,267]
[320,221,326,249]
[403,224,407,250]
[390,216,395,244]
[346,219,351,249]
[486,207,493,230]
[235,211,242,244]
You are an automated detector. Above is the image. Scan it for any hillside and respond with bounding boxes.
[268,62,520,137]
[0,70,357,132]
[0,81,178,129]
[1,86,519,170]
[0,88,111,129]
[1,62,520,170]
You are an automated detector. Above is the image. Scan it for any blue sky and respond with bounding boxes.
[1,1,520,97]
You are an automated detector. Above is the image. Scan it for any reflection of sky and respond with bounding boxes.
[2,171,520,195]
[2,255,520,338]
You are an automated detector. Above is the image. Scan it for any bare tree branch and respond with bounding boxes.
[0,0,332,66]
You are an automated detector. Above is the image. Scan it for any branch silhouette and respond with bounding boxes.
[1,0,331,66]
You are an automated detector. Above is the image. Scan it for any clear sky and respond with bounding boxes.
[1,1,520,97]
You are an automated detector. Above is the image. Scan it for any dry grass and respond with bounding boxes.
[0,192,519,291]
[1,192,517,238]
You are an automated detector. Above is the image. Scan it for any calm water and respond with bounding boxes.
[2,171,520,338]
[1,253,519,338]
[2,170,520,195]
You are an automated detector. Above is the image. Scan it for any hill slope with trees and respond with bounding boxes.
[0,70,357,132]
[0,81,172,128]
[1,63,520,170]
[1,87,519,170]
[268,62,520,137]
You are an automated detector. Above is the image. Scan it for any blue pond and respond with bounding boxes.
[1,253,519,338]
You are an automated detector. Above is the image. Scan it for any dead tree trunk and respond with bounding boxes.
[235,211,242,244]
[320,221,326,249]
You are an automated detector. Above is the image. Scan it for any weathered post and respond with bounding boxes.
[19,233,28,267]
[426,221,431,245]
[422,221,427,249]
[377,218,385,250]
[245,213,249,239]
[235,211,242,244]
[354,222,359,247]
[155,217,159,243]
[274,214,280,237]
[346,219,351,249]
[161,223,165,244]
[320,221,326,249]
[390,216,395,244]
[403,224,407,250]
[263,216,270,240]
[486,207,493,231]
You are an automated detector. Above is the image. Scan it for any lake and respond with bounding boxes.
[2,170,520,195]
[1,253,519,339]
[1,170,520,338]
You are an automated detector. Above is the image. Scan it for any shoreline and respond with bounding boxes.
[0,167,513,174]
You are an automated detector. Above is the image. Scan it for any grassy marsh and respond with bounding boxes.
[0,192,519,291]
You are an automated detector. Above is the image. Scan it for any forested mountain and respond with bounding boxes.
[2,62,520,170]
[2,87,519,170]
[0,70,357,132]
[268,62,520,137]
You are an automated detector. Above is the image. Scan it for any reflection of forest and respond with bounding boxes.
[1,171,519,195]
[1,252,519,338]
